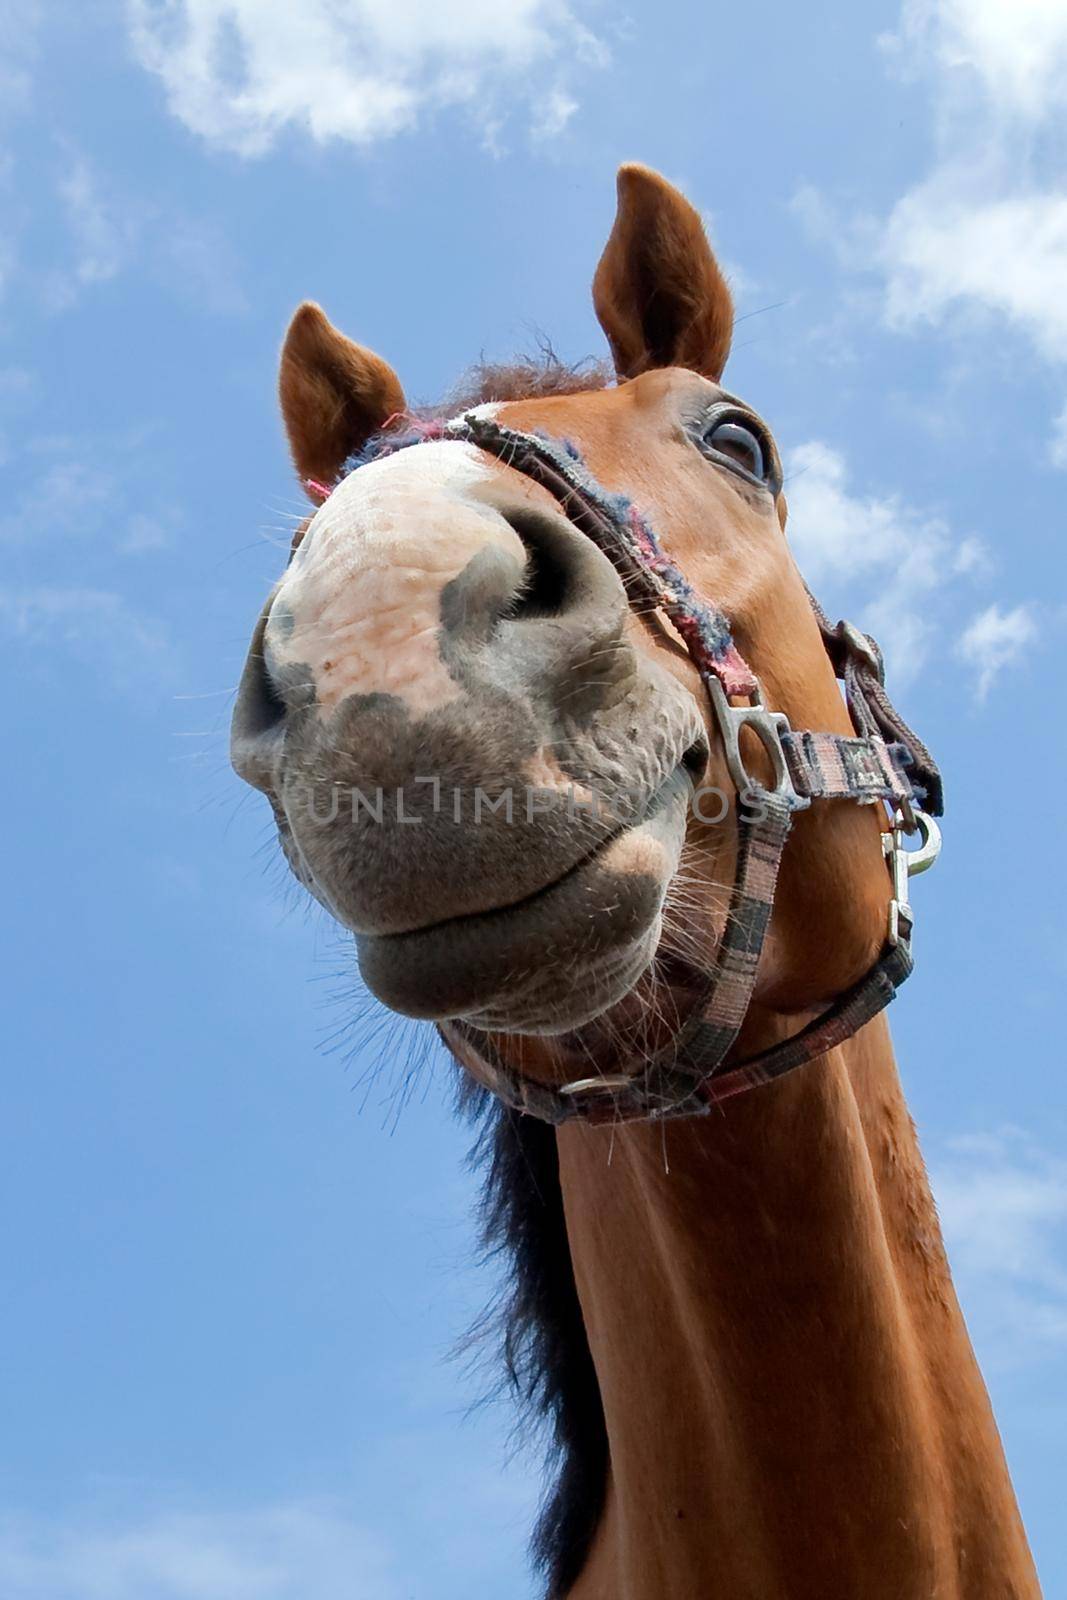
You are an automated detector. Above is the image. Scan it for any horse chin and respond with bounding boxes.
[460,920,663,1035]
[460,929,714,1056]
[559,944,713,1062]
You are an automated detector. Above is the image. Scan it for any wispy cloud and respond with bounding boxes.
[956,601,1037,700]
[44,152,135,311]
[0,366,34,400]
[0,453,116,540]
[0,1,41,125]
[156,216,248,316]
[799,0,1067,446]
[41,148,248,315]
[0,585,169,688]
[0,1500,401,1600]
[933,1129,1067,1362]
[0,423,181,689]
[877,0,1067,351]
[784,438,988,680]
[882,180,1067,363]
[119,510,178,555]
[788,6,1051,699]
[883,0,1067,125]
[0,432,181,555]
[126,0,605,155]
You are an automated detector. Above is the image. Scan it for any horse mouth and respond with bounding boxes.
[354,761,695,1032]
[370,810,636,943]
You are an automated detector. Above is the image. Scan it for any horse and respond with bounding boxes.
[230,164,1040,1599]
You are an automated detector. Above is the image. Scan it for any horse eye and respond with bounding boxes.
[704,419,767,482]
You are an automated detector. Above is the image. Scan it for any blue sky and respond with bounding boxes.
[2,1,1066,1594]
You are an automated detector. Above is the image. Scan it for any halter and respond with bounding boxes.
[326,410,943,1125]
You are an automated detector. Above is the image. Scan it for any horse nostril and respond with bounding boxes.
[682,737,710,780]
[500,507,576,620]
[231,608,289,785]
[242,647,288,736]
[230,642,287,792]
[512,541,570,619]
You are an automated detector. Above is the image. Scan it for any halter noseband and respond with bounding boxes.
[329,411,943,1125]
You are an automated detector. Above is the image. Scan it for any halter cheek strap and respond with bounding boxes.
[341,412,943,1125]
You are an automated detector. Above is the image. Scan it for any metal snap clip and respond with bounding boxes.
[883,808,941,945]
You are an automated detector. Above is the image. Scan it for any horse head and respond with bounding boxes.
[232,165,898,1090]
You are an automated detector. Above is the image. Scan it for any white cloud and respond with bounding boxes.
[0,1501,400,1600]
[801,2,1067,411]
[883,179,1067,361]
[956,601,1037,699]
[885,0,1067,120]
[786,440,1037,701]
[531,87,578,142]
[127,0,603,155]
[875,1,1067,371]
[784,439,985,676]
[933,1129,1067,1359]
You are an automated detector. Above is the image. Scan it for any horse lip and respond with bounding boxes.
[368,759,694,944]
[353,763,694,1025]
[374,820,625,945]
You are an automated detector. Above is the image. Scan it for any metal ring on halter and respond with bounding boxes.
[705,676,809,811]
[559,1074,637,1098]
[902,809,941,876]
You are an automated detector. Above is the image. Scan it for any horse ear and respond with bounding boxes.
[279,302,406,495]
[593,164,734,382]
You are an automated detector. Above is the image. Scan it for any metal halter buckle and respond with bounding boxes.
[883,807,941,946]
[706,677,809,810]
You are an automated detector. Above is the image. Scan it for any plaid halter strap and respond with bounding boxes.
[340,412,944,1125]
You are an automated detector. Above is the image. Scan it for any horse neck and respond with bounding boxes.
[557,1014,1040,1600]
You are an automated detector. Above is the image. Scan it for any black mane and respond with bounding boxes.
[462,1083,608,1597]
